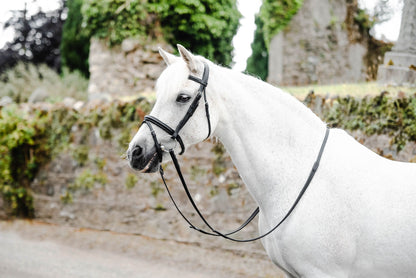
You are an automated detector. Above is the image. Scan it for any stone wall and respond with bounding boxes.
[268,0,369,85]
[88,38,173,100]
[29,114,416,253]
[31,126,264,254]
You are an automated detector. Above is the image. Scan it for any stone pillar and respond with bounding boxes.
[377,0,416,86]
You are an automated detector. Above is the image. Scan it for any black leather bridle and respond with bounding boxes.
[141,62,330,242]
[143,62,211,159]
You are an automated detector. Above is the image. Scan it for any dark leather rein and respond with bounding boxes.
[142,62,330,242]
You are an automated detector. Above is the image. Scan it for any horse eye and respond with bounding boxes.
[176,94,192,103]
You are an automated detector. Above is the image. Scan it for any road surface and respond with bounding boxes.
[0,220,282,278]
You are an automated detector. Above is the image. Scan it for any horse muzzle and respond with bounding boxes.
[127,145,160,173]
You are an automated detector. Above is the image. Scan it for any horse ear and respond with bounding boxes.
[177,44,199,73]
[158,47,179,66]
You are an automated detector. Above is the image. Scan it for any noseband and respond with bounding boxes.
[141,61,331,242]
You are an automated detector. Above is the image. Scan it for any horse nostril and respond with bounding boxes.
[132,146,143,159]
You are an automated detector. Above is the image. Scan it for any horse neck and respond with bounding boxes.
[210,67,327,215]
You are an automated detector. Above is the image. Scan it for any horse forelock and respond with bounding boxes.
[155,62,190,98]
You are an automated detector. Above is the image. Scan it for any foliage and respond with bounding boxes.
[81,0,148,46]
[148,0,241,66]
[150,181,163,198]
[246,15,268,80]
[0,63,88,103]
[61,169,108,203]
[71,169,108,190]
[259,0,303,48]
[0,98,150,217]
[0,106,48,216]
[0,1,65,74]
[61,0,90,77]
[81,0,240,66]
[125,173,138,189]
[211,143,226,176]
[72,145,89,166]
[305,91,416,152]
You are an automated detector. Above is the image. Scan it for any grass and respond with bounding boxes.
[282,82,416,99]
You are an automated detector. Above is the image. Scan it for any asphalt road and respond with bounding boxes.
[0,220,282,278]
[0,230,212,278]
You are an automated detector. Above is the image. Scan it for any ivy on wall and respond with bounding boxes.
[0,100,150,217]
[305,92,416,152]
[246,0,303,78]
[259,0,304,48]
[81,0,240,66]
[3,91,416,216]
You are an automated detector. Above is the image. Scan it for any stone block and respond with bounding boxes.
[377,65,416,86]
[383,52,416,68]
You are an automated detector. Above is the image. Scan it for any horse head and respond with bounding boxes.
[127,45,219,173]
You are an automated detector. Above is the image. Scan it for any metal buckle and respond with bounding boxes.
[160,140,177,153]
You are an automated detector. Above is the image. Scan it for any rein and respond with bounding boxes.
[142,62,330,242]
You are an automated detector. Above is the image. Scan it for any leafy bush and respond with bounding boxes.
[0,105,49,216]
[81,0,240,66]
[0,63,88,103]
[148,0,240,66]
[81,0,148,46]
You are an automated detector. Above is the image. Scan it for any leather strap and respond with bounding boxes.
[159,127,330,242]
[141,60,331,241]
[159,151,260,237]
[144,115,185,155]
[143,62,211,156]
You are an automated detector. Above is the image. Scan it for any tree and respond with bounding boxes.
[246,15,268,80]
[82,0,241,67]
[149,0,241,66]
[61,0,90,77]
[0,2,66,74]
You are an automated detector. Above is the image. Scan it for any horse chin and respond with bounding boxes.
[139,152,160,173]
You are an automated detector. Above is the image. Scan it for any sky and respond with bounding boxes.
[0,0,404,72]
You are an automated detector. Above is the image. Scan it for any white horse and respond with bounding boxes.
[127,45,416,278]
